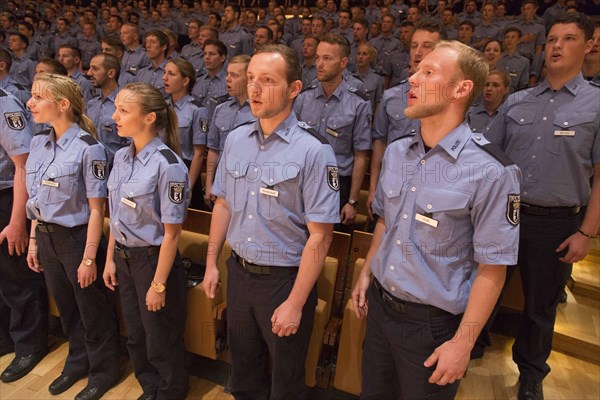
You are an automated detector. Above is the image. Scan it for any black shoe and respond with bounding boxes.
[0,352,47,383]
[518,378,544,400]
[137,393,157,400]
[49,373,86,395]
[559,289,568,303]
[75,382,115,400]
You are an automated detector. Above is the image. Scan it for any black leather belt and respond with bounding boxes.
[115,242,160,259]
[373,278,450,317]
[231,251,297,275]
[36,221,86,233]
[521,203,581,216]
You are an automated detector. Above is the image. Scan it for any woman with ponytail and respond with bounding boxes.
[103,82,190,400]
[25,73,121,400]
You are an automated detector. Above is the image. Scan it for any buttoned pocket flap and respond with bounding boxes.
[259,164,301,186]
[553,112,596,129]
[224,155,250,178]
[507,109,536,125]
[379,171,401,199]
[415,187,471,213]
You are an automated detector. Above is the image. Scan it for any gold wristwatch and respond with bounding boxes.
[82,258,95,266]
[151,280,167,293]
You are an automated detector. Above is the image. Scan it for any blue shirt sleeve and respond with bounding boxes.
[82,142,109,198]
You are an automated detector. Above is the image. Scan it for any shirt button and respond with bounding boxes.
[420,160,425,165]
[403,214,408,219]
[550,99,554,103]
[563,122,568,126]
[388,190,393,195]
[248,215,253,219]
[247,237,251,241]
[251,191,255,196]
[524,191,528,195]
[519,118,524,122]
[269,178,274,183]
[260,145,265,150]
[537,136,541,140]
[542,117,547,121]
[389,265,395,271]
[115,221,119,225]
[254,167,258,172]
[396,239,401,245]
[427,204,432,210]
[532,155,536,159]
[411,187,416,192]
[234,171,239,176]
[390,286,396,292]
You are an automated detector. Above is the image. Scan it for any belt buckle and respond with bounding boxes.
[382,291,405,313]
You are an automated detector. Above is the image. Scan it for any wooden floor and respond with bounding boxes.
[1,334,598,400]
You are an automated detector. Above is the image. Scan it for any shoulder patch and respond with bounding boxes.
[472,136,515,167]
[298,121,328,144]
[159,148,179,164]
[4,112,26,130]
[190,98,204,108]
[79,134,98,146]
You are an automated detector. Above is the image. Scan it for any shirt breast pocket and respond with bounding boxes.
[507,109,537,150]
[379,171,402,220]
[224,155,250,212]
[257,165,301,221]
[410,187,471,246]
[387,108,410,135]
[327,114,354,154]
[548,112,597,155]
[40,166,79,205]
[118,180,156,224]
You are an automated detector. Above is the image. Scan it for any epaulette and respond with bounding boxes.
[0,88,7,97]
[297,121,328,144]
[347,85,369,101]
[190,98,204,108]
[215,94,229,104]
[389,133,415,145]
[471,135,515,167]
[589,78,600,88]
[13,83,27,91]
[79,133,99,146]
[35,128,52,136]
[159,147,178,164]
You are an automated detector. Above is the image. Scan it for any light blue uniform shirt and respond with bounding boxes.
[496,51,530,92]
[486,74,600,207]
[212,113,340,266]
[170,94,209,161]
[353,68,384,110]
[86,87,131,161]
[25,124,109,227]
[371,123,521,315]
[294,80,372,176]
[207,98,254,152]
[136,60,168,98]
[108,136,190,247]
[467,100,501,134]
[0,89,33,190]
[0,76,31,104]
[219,24,254,58]
[181,43,204,76]
[9,55,36,88]
[122,46,149,75]
[372,81,419,144]
[191,68,229,119]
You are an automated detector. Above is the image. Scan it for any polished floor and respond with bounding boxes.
[1,332,598,399]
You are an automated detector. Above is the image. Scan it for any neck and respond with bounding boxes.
[582,58,600,78]
[172,90,186,103]
[14,49,25,57]
[483,99,502,114]
[151,56,165,68]
[505,47,517,55]
[358,65,369,74]
[207,67,219,77]
[236,92,248,105]
[547,69,579,90]
[133,131,156,156]
[321,75,343,98]
[127,43,138,51]
[52,118,74,138]
[304,57,315,66]
[228,21,237,30]
[259,107,291,138]
[419,107,464,148]
[101,81,118,98]
[67,67,78,75]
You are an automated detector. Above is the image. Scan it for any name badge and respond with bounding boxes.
[121,197,137,208]
[554,130,575,137]
[509,72,517,77]
[102,125,113,132]
[326,128,339,138]
[42,179,59,188]
[415,213,439,228]
[259,187,279,197]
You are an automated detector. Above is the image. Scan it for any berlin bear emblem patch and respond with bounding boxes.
[169,181,185,204]
[506,194,520,226]
[327,166,340,191]
[92,160,107,180]
[4,112,25,130]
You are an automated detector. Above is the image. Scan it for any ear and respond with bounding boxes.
[584,38,594,55]
[58,98,71,112]
[288,79,302,100]
[340,56,349,69]
[145,111,157,126]
[454,79,474,102]
[107,68,117,79]
[183,76,190,88]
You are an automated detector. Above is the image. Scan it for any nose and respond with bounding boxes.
[112,110,119,122]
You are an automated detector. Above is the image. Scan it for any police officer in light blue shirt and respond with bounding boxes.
[485,14,599,400]
[467,70,510,135]
[192,40,229,119]
[86,54,130,162]
[0,51,31,103]
[204,45,339,400]
[120,23,149,76]
[8,35,36,89]
[220,4,254,58]
[136,30,169,98]
[25,73,120,399]
[353,41,521,400]
[0,88,48,384]
[295,34,372,230]
[105,83,190,400]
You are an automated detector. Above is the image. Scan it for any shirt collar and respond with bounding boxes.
[407,122,472,161]
[51,123,81,151]
[171,94,192,110]
[533,73,585,96]
[123,135,162,165]
[102,87,118,103]
[248,112,298,144]
[316,79,347,101]
[70,69,83,80]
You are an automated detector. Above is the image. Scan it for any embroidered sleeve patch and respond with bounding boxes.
[506,194,520,226]
[4,112,25,130]
[169,181,186,204]
[327,166,340,191]
[92,160,107,180]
